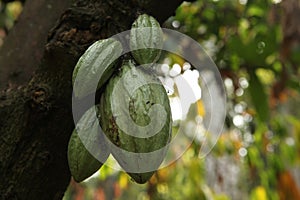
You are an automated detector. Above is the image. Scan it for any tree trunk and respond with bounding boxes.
[0,0,185,199]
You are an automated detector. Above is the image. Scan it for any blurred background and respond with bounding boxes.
[1,0,300,199]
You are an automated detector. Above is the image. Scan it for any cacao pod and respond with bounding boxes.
[130,14,163,65]
[99,59,172,184]
[68,105,110,182]
[73,38,123,98]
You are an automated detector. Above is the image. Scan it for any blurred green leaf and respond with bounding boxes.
[248,70,270,122]
[247,5,264,17]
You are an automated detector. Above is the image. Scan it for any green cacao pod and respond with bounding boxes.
[68,105,110,182]
[73,38,123,98]
[99,59,172,184]
[130,14,163,65]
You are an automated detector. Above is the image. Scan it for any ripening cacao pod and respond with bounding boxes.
[68,106,110,182]
[99,59,172,184]
[73,38,123,98]
[130,14,163,65]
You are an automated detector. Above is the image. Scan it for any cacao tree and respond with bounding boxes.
[0,0,189,199]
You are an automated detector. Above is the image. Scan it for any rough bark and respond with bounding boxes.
[0,0,184,199]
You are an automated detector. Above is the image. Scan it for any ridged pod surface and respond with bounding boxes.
[99,60,172,183]
[72,38,123,98]
[68,106,110,182]
[130,14,163,65]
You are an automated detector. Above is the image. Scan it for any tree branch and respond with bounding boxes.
[0,0,73,90]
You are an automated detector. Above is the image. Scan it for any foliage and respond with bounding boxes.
[168,0,300,199]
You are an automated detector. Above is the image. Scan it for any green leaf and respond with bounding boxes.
[248,70,270,122]
[247,5,264,17]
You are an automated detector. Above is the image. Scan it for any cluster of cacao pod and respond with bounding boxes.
[68,14,172,184]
